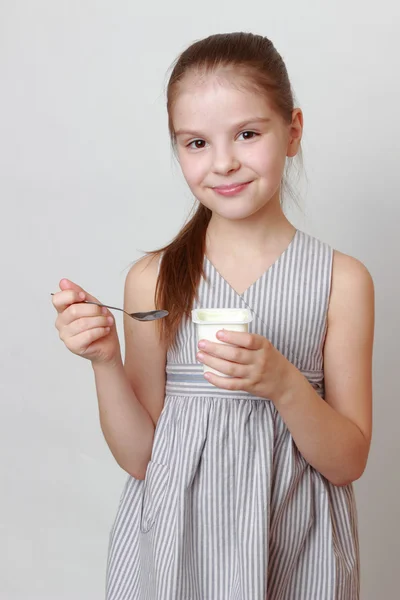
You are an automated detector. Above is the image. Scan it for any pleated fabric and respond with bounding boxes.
[106,230,359,600]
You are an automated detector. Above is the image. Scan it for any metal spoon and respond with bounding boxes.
[50,294,168,322]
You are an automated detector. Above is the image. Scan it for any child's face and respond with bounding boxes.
[172,72,302,221]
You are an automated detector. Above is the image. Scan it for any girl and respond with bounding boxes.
[52,32,374,600]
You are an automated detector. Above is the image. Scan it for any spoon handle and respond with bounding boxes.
[83,300,126,314]
[50,294,126,315]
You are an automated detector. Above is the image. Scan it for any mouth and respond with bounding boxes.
[211,181,253,196]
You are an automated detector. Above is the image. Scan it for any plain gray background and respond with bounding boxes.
[1,1,399,598]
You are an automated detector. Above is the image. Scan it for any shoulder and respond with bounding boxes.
[329,250,375,325]
[126,253,161,284]
[331,251,374,305]
[124,253,161,309]
[295,231,374,311]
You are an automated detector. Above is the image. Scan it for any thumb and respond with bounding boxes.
[59,278,100,303]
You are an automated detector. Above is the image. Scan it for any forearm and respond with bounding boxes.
[92,358,155,479]
[271,366,370,486]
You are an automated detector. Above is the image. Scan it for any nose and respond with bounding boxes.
[211,144,240,175]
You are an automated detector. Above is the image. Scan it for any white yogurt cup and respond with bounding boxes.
[192,308,253,377]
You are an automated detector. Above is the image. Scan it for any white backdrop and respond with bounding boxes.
[1,1,399,598]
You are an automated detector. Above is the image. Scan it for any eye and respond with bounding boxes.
[238,131,259,141]
[187,139,207,150]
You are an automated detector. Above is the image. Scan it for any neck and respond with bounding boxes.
[205,194,295,258]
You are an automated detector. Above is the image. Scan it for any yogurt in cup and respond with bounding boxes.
[192,308,253,377]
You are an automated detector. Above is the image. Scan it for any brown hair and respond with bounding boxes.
[149,32,299,347]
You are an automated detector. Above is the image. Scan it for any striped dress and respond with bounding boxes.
[106,229,360,600]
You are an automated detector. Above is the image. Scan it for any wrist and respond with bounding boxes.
[91,355,124,373]
[269,361,301,406]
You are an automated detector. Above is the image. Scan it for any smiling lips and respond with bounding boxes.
[211,181,252,197]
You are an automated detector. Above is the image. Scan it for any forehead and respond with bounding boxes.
[172,72,275,131]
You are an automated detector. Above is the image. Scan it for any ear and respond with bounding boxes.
[287,108,303,157]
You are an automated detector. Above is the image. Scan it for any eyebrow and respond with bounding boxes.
[174,117,271,138]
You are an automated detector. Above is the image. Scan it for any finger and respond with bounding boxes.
[203,371,248,391]
[197,352,248,378]
[68,327,111,355]
[215,330,263,350]
[67,315,113,338]
[62,302,109,326]
[197,340,252,364]
[58,278,100,304]
[52,289,86,314]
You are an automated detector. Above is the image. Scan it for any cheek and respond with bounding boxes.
[247,140,287,178]
[180,155,208,186]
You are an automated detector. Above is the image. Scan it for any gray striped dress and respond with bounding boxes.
[106,230,359,600]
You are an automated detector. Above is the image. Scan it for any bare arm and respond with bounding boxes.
[272,251,374,486]
[93,254,167,480]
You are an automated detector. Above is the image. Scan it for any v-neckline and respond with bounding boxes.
[204,229,299,297]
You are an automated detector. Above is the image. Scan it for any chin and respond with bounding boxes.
[200,196,270,221]
[206,204,262,221]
